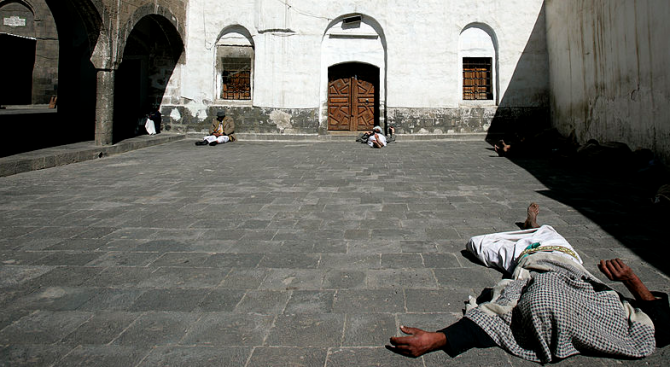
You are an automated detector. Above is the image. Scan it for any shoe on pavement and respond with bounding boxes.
[195,140,208,146]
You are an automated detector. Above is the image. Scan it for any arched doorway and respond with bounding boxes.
[320,14,387,134]
[327,62,379,132]
[46,0,100,143]
[0,0,98,156]
[114,14,183,143]
[0,34,35,105]
[0,1,36,105]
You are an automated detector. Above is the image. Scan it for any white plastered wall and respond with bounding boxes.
[176,0,548,120]
[180,0,256,120]
[546,0,670,162]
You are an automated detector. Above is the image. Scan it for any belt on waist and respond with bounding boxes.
[519,242,579,261]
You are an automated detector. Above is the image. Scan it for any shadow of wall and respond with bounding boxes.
[485,3,669,276]
[504,154,669,276]
[113,14,183,144]
[486,3,550,145]
[0,35,35,105]
[49,0,98,145]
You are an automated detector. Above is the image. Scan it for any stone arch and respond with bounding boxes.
[46,0,103,55]
[113,12,184,142]
[0,0,35,30]
[216,24,254,45]
[320,13,387,133]
[459,22,499,105]
[116,4,185,65]
[0,0,33,13]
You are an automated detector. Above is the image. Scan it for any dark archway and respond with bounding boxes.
[45,0,100,144]
[113,14,183,143]
[0,0,100,157]
[0,0,36,105]
[0,34,35,105]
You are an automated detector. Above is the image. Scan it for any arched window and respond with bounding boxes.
[459,25,497,103]
[216,29,254,101]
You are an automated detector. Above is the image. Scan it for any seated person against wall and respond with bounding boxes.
[195,110,236,146]
[149,109,161,133]
[387,203,669,363]
[367,126,387,148]
[144,109,161,135]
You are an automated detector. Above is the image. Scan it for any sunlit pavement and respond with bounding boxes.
[0,139,667,366]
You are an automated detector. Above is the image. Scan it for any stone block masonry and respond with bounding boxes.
[161,105,320,134]
[160,104,549,137]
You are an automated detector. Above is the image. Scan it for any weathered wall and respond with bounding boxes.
[165,106,318,135]
[163,0,549,136]
[3,1,552,142]
[546,0,670,163]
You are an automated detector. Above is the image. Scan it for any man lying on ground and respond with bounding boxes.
[367,126,387,148]
[387,203,669,363]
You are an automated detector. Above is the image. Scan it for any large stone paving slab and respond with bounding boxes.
[0,140,668,366]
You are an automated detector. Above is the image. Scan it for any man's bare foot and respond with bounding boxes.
[523,202,540,229]
[494,140,510,156]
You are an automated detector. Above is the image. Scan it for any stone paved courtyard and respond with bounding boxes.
[0,139,668,366]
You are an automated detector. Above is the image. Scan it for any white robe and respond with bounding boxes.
[466,225,582,274]
[145,118,156,135]
[367,133,387,147]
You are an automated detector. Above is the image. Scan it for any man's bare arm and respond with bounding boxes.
[371,133,384,148]
[599,258,655,302]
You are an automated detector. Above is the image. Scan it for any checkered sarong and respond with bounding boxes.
[465,257,656,363]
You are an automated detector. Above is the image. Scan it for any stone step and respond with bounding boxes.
[188,132,489,142]
[1,132,494,177]
[0,133,185,177]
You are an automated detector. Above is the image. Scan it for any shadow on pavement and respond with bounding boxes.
[499,150,670,276]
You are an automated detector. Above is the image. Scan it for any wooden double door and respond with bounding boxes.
[328,63,379,132]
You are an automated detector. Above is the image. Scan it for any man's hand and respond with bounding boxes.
[599,258,637,282]
[386,326,447,358]
[599,258,655,302]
